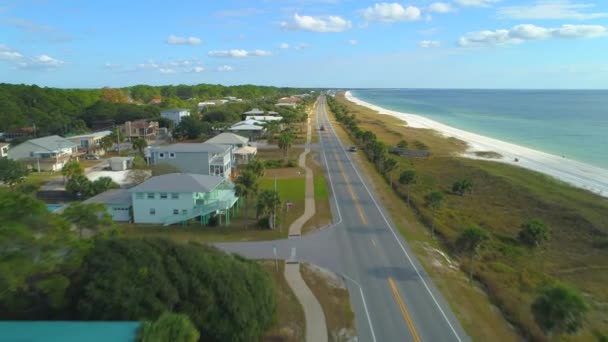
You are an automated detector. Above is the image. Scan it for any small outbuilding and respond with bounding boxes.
[109,156,134,171]
[234,145,258,165]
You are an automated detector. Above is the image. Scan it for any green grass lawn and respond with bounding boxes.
[260,177,306,202]
[332,92,608,341]
[24,171,60,186]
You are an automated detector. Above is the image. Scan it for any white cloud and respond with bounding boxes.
[349,39,359,45]
[217,65,234,72]
[419,40,441,48]
[0,45,65,70]
[134,58,204,73]
[458,24,608,47]
[159,68,175,74]
[279,43,290,49]
[498,1,608,20]
[192,66,205,73]
[0,45,23,61]
[208,49,273,57]
[429,2,454,13]
[166,35,202,45]
[281,13,352,32]
[454,0,500,7]
[362,3,422,23]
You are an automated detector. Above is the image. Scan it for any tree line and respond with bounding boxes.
[0,83,309,137]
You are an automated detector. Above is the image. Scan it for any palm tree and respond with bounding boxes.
[425,191,444,238]
[132,137,148,154]
[256,189,281,229]
[61,160,83,184]
[278,130,295,161]
[245,157,265,178]
[382,158,398,187]
[235,170,259,221]
[399,170,416,205]
[458,225,490,281]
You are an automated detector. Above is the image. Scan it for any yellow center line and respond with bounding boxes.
[388,277,422,342]
[334,152,367,225]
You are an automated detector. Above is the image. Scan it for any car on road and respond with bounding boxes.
[348,146,357,152]
[84,154,100,160]
[320,125,325,131]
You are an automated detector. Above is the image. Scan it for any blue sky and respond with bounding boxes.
[1,0,607,89]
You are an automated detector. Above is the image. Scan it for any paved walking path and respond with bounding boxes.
[284,263,328,342]
[283,104,328,342]
[288,115,315,237]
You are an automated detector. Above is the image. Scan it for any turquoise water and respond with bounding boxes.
[351,89,608,169]
[0,321,140,342]
[46,204,64,212]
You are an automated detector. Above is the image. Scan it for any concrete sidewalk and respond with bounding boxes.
[288,115,315,237]
[285,263,328,342]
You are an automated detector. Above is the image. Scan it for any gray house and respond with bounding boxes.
[83,189,132,222]
[8,135,79,172]
[148,143,232,178]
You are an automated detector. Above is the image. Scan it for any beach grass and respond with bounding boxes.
[331,92,608,341]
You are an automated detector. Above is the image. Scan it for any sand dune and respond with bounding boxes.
[345,91,608,198]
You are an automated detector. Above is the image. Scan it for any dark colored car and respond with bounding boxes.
[320,125,325,131]
[348,146,357,152]
[85,154,100,160]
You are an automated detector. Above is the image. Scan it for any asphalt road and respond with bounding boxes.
[218,96,470,342]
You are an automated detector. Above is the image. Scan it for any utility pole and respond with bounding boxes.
[273,175,277,230]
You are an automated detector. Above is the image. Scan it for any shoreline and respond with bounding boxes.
[344,91,608,198]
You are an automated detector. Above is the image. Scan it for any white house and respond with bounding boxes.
[83,189,132,222]
[161,108,190,125]
[204,133,250,166]
[0,143,9,158]
[148,143,233,178]
[109,156,134,171]
[66,131,111,152]
[244,115,283,122]
[128,173,239,225]
[8,135,80,172]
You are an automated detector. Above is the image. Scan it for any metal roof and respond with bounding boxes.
[151,143,230,154]
[243,108,264,114]
[205,132,249,145]
[26,135,78,152]
[67,131,112,140]
[229,124,265,131]
[128,173,226,193]
[83,189,132,205]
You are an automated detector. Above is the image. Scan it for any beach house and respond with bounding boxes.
[8,135,80,172]
[148,143,232,178]
[119,119,159,141]
[204,132,252,166]
[241,108,265,120]
[128,173,239,225]
[161,108,190,125]
[66,131,112,154]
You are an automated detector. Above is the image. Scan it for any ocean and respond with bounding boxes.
[350,89,608,170]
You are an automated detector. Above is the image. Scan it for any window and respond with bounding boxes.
[135,193,143,199]
[160,193,168,199]
[173,209,179,215]
[158,152,165,159]
[182,209,188,215]
[169,152,176,158]
[149,208,156,215]
[171,193,179,199]
[147,193,155,199]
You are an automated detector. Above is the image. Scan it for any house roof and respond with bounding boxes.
[26,135,78,152]
[67,130,112,140]
[244,115,283,121]
[229,124,265,131]
[205,132,249,145]
[244,108,264,115]
[83,189,131,205]
[151,143,230,154]
[129,173,226,193]
[234,146,257,155]
[233,119,264,126]
[109,156,134,162]
[126,119,158,129]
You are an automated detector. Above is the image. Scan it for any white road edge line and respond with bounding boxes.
[318,99,378,342]
[341,273,378,342]
[322,97,465,342]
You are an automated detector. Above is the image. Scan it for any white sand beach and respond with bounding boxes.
[344,91,608,198]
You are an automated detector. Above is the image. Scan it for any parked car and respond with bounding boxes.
[348,146,357,152]
[320,125,325,131]
[84,154,100,160]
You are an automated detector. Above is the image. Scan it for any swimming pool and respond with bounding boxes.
[46,204,64,212]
